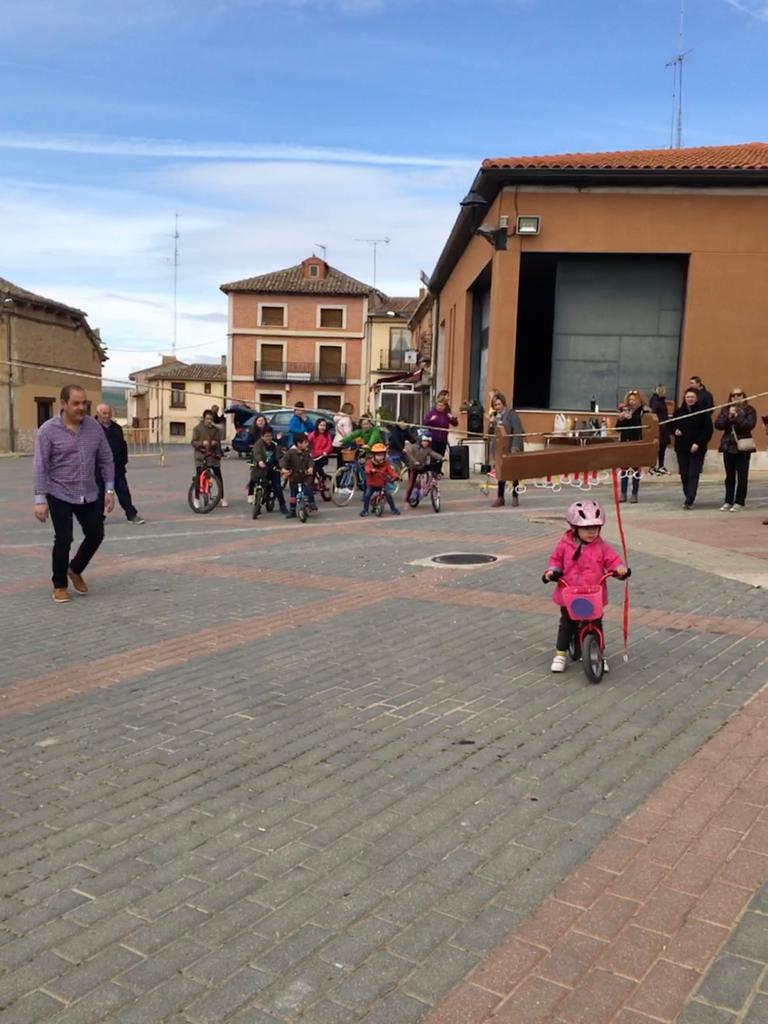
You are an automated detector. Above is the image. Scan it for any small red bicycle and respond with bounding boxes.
[546,569,630,684]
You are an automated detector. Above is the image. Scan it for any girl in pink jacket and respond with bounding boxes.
[543,499,629,674]
[308,418,334,479]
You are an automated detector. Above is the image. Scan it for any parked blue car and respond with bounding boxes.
[227,406,339,458]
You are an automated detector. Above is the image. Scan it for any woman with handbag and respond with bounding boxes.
[715,388,757,511]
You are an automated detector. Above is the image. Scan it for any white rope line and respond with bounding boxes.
[1,356,765,442]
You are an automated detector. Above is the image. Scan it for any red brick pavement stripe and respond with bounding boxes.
[4,556,767,722]
[0,587,389,719]
[424,685,768,1024]
[418,586,768,641]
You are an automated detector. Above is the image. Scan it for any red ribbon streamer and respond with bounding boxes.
[611,468,631,659]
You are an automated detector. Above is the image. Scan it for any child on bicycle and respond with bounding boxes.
[280,432,317,518]
[308,418,333,482]
[404,431,443,503]
[360,443,401,517]
[542,500,629,674]
[249,425,287,514]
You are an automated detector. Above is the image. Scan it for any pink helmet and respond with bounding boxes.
[566,499,605,528]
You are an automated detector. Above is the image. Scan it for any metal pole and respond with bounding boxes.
[3,300,15,453]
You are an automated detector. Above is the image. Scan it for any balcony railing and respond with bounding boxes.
[378,350,419,372]
[254,360,347,384]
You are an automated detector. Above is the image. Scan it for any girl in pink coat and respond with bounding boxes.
[543,499,629,674]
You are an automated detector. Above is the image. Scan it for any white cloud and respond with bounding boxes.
[723,0,768,19]
[0,155,468,385]
[0,132,475,169]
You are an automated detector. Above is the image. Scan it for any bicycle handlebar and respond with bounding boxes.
[542,568,630,585]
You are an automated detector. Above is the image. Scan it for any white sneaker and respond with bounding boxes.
[246,494,254,504]
[550,654,567,673]
[220,500,229,508]
[730,504,744,512]
[603,659,610,674]
[720,504,732,511]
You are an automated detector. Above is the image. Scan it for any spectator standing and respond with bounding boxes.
[95,404,145,524]
[192,410,228,508]
[287,402,315,443]
[489,393,524,508]
[33,385,115,603]
[674,387,714,510]
[617,389,648,503]
[423,399,458,459]
[688,376,714,414]
[714,387,757,512]
[648,385,671,475]
[332,403,355,467]
[210,404,227,441]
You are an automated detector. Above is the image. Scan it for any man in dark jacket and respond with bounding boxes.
[688,376,714,414]
[95,404,145,524]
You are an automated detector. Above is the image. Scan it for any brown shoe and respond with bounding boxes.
[67,570,88,594]
[511,493,520,507]
[52,588,71,603]
[492,497,505,508]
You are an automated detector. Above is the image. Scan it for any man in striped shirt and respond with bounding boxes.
[33,384,115,603]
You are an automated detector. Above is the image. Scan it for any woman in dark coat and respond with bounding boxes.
[714,386,757,512]
[673,388,714,510]
[649,385,671,474]
[617,389,648,503]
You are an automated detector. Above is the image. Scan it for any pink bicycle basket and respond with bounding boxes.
[562,585,604,622]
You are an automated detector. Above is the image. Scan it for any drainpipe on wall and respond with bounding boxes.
[3,296,15,453]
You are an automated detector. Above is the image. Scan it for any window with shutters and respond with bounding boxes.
[259,304,286,327]
[318,306,345,329]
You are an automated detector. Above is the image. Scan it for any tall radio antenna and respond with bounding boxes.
[355,237,389,291]
[171,213,180,356]
[666,0,692,149]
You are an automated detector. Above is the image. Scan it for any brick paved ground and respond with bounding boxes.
[0,450,766,1024]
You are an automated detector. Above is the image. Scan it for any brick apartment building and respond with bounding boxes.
[221,256,382,417]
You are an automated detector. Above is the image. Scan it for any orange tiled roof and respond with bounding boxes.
[482,142,768,171]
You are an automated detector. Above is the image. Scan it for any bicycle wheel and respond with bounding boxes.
[252,484,263,519]
[318,474,331,502]
[408,490,421,508]
[297,497,308,523]
[430,482,441,513]
[265,489,275,512]
[582,633,604,684]
[332,466,356,506]
[374,494,384,517]
[188,471,220,513]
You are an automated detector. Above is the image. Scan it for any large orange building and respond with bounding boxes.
[221,256,380,417]
[428,143,768,449]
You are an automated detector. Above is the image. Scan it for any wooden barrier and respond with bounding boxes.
[495,413,659,482]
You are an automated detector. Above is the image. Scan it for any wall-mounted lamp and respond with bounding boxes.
[516,215,541,235]
[459,189,487,211]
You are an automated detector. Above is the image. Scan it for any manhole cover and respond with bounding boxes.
[431,553,498,566]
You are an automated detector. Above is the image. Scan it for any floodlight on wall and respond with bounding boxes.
[516,215,541,235]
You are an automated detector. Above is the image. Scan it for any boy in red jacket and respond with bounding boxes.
[361,443,401,517]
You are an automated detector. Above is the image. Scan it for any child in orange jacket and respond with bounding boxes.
[361,443,401,517]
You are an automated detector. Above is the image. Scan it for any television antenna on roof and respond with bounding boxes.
[355,237,389,291]
[314,243,327,260]
[666,0,692,149]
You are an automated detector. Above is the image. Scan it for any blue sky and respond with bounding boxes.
[1,0,766,383]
